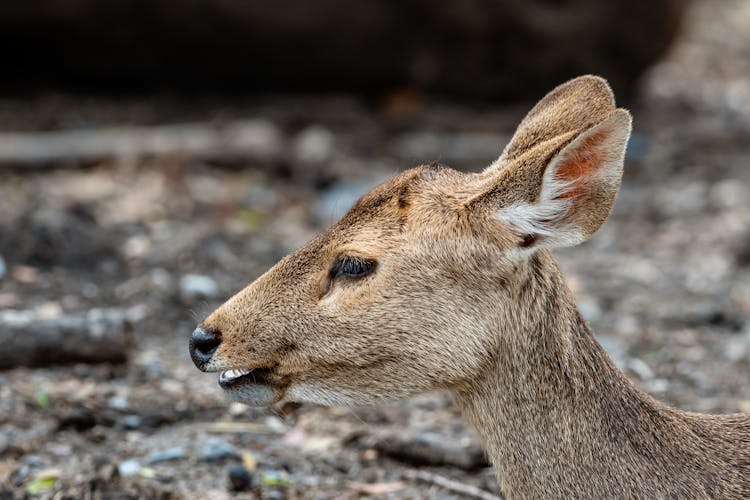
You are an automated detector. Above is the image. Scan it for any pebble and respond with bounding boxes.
[644,378,670,393]
[10,466,30,487]
[228,119,283,161]
[20,455,44,468]
[228,402,248,416]
[117,459,141,477]
[146,447,186,464]
[107,395,129,410]
[227,464,253,492]
[577,296,602,323]
[0,255,5,281]
[597,335,629,371]
[120,414,141,429]
[627,358,655,381]
[0,292,16,308]
[723,333,749,363]
[150,268,171,290]
[293,125,334,164]
[201,437,239,462]
[97,463,117,482]
[179,274,219,302]
[264,416,288,434]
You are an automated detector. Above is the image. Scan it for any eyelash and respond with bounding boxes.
[329,256,376,280]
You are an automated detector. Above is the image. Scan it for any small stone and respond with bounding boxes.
[0,255,6,281]
[627,358,654,381]
[241,452,257,471]
[10,465,30,487]
[0,292,17,308]
[12,265,38,284]
[123,235,151,259]
[227,464,253,492]
[150,268,171,289]
[201,437,239,462]
[264,416,288,434]
[179,274,219,302]
[107,395,129,410]
[82,283,99,299]
[120,414,142,430]
[117,459,141,477]
[723,335,749,363]
[34,301,62,319]
[227,119,282,161]
[21,455,44,468]
[146,447,186,464]
[97,463,118,481]
[598,335,627,370]
[577,296,602,323]
[293,125,335,164]
[645,378,670,393]
[228,402,247,416]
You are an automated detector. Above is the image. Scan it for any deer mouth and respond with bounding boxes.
[217,367,282,406]
[218,367,273,389]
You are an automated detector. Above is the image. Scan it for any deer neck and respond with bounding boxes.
[453,251,692,498]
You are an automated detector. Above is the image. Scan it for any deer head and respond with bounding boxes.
[189,75,631,408]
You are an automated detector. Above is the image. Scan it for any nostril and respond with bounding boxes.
[189,327,222,369]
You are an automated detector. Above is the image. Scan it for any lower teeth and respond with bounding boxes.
[221,369,252,382]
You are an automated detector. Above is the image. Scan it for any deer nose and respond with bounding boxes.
[189,327,222,370]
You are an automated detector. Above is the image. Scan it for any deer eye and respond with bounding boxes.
[330,256,376,280]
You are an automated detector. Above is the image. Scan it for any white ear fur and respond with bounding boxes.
[497,111,631,248]
[498,171,580,243]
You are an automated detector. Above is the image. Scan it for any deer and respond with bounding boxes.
[189,75,750,499]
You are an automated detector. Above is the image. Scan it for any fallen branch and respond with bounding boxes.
[0,120,282,167]
[0,308,130,369]
[403,469,503,500]
[371,431,488,470]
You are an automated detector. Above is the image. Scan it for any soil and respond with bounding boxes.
[1,1,749,498]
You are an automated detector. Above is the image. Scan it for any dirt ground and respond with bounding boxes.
[1,1,750,498]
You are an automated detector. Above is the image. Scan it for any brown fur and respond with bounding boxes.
[195,76,750,499]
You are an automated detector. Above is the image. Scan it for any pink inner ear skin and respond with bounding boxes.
[555,129,607,199]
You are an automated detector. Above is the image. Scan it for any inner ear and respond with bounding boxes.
[552,131,610,196]
[497,109,631,249]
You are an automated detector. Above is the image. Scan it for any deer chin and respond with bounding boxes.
[218,368,281,406]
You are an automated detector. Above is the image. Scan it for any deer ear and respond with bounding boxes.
[496,109,631,249]
[488,75,617,172]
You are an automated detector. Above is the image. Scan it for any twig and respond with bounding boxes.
[198,421,277,434]
[403,469,504,500]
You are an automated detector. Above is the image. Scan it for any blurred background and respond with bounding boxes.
[0,0,749,498]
